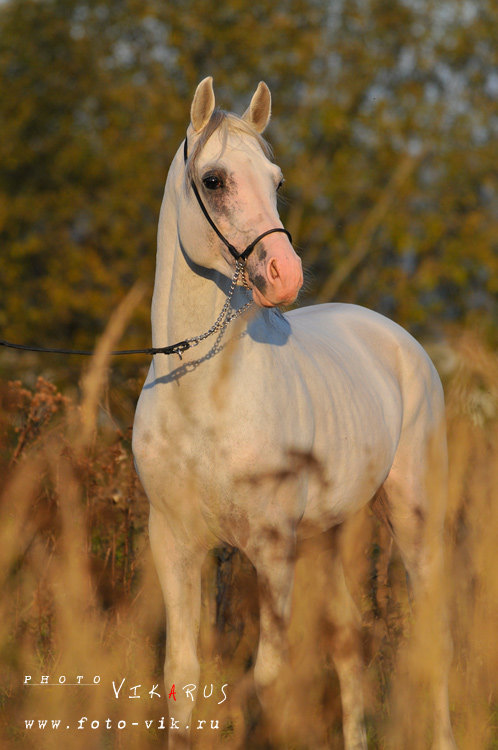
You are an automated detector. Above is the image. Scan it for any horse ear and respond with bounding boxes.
[190,76,215,132]
[242,81,271,133]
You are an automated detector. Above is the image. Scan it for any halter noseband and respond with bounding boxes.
[183,135,292,263]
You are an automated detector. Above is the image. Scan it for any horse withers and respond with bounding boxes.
[133,77,456,749]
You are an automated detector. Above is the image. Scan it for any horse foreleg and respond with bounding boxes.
[320,539,368,750]
[246,525,296,736]
[149,506,205,750]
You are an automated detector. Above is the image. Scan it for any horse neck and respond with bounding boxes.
[151,154,234,372]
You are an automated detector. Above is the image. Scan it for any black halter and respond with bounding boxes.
[183,135,292,263]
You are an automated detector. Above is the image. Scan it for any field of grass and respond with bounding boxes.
[0,320,496,749]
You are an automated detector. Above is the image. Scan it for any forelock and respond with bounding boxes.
[184,109,273,189]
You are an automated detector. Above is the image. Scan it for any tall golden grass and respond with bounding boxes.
[0,315,496,749]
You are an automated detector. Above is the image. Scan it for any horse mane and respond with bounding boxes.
[185,108,273,189]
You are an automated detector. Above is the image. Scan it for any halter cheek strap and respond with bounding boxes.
[183,136,292,262]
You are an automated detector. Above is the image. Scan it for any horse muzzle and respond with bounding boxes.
[248,240,303,308]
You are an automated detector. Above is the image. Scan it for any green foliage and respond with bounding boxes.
[0,0,496,376]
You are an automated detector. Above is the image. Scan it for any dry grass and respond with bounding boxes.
[0,325,497,749]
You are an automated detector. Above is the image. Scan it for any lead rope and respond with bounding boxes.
[0,261,253,359]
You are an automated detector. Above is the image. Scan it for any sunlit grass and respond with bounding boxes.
[0,328,496,748]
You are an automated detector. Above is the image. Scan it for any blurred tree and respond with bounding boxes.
[0,0,170,355]
[0,0,496,380]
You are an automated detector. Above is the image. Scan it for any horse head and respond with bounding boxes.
[177,76,303,308]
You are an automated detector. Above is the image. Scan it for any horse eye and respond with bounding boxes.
[202,174,223,190]
[277,178,285,191]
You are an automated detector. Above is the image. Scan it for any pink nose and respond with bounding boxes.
[250,244,303,308]
[267,256,303,303]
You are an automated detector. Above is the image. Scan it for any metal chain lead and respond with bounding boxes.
[0,260,254,359]
[184,260,253,350]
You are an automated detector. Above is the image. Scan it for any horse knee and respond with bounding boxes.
[253,640,285,696]
[329,621,362,664]
[165,652,200,687]
[323,584,363,663]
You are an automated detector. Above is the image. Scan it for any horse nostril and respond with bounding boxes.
[268,258,280,281]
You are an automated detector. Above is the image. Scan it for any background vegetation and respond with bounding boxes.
[1,0,497,368]
[0,0,497,748]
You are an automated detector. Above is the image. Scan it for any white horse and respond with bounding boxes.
[133,77,456,749]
